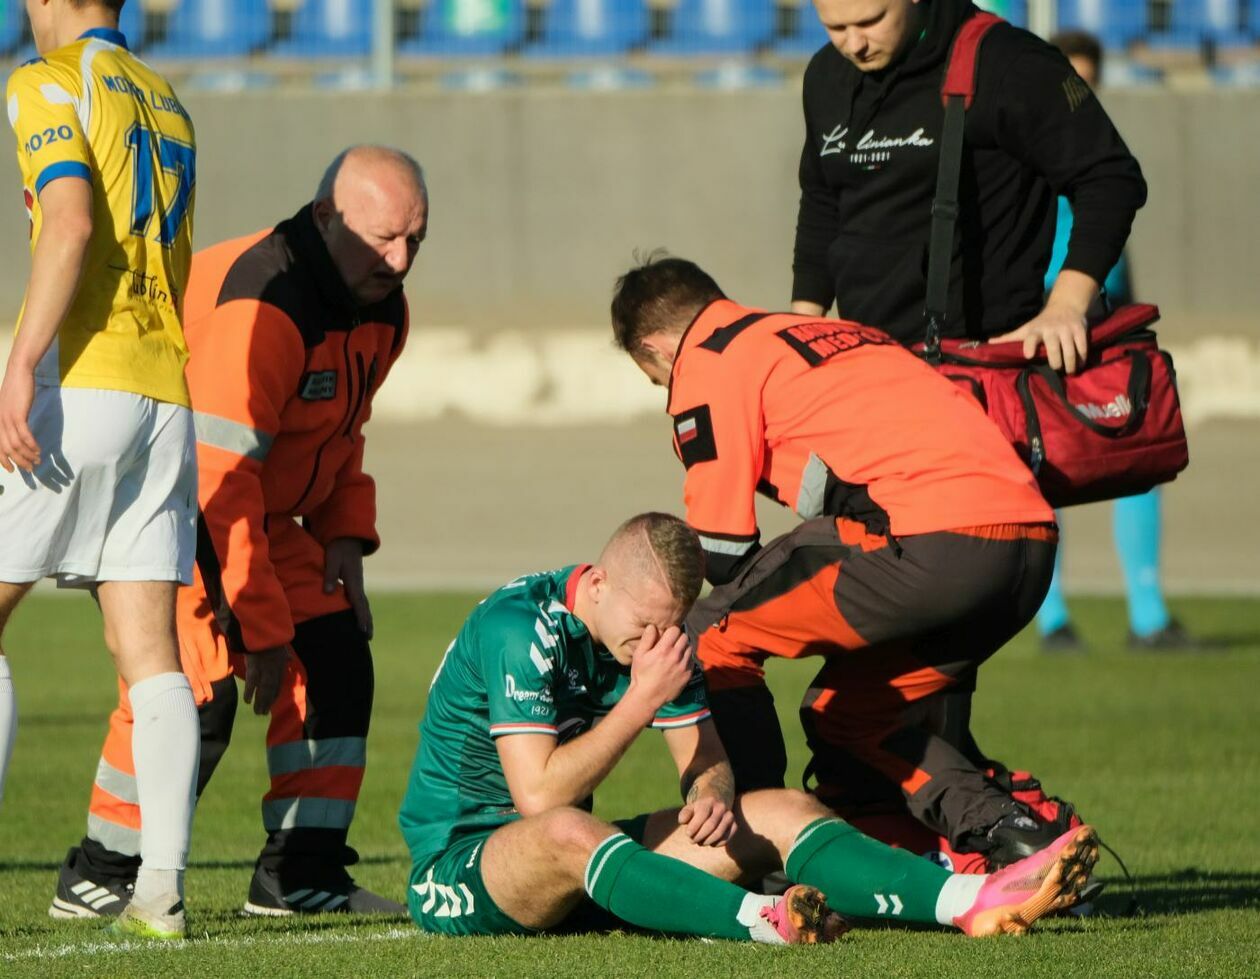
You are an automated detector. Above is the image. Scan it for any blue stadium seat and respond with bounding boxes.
[1,1,145,58]
[772,0,829,57]
[272,0,373,57]
[973,0,1029,28]
[1144,0,1210,50]
[649,0,776,55]
[1056,0,1146,50]
[119,1,145,50]
[400,0,525,57]
[148,0,270,58]
[0,1,27,55]
[525,0,649,57]
[1189,0,1249,46]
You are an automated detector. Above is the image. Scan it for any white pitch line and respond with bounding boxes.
[1,925,428,963]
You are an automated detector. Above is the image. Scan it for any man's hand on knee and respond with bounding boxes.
[678,796,736,847]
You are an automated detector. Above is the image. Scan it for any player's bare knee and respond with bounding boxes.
[737,787,834,852]
[539,807,617,861]
[779,787,833,821]
[0,582,33,637]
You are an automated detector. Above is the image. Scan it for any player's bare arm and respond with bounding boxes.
[0,178,92,472]
[667,721,737,847]
[790,300,828,317]
[497,624,692,815]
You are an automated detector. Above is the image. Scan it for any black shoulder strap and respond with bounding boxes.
[923,11,1003,360]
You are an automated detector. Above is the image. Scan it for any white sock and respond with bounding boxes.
[738,892,785,945]
[0,657,15,804]
[129,671,199,905]
[934,873,988,925]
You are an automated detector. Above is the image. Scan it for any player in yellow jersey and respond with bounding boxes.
[0,0,198,940]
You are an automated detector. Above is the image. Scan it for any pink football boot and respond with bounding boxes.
[955,825,1100,936]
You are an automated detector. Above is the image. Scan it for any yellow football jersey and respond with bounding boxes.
[6,27,196,407]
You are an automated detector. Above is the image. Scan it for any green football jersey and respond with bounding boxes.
[398,564,711,866]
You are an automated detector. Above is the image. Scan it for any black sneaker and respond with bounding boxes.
[979,811,1077,869]
[1041,623,1086,654]
[48,847,133,919]
[1128,619,1203,652]
[243,863,406,917]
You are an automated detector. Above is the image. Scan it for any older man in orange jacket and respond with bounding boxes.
[50,145,427,919]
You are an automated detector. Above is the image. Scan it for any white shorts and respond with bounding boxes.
[0,386,197,586]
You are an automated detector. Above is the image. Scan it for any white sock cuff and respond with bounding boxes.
[934,873,988,926]
[128,671,193,710]
[0,657,11,680]
[736,891,770,927]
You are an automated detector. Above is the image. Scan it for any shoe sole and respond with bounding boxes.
[782,886,847,945]
[242,901,297,918]
[49,897,103,920]
[107,917,186,941]
[976,825,1100,936]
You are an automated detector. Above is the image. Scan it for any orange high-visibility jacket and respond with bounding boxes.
[182,205,409,652]
[667,300,1053,584]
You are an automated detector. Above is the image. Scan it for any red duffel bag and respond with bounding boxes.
[914,13,1189,508]
[916,304,1190,508]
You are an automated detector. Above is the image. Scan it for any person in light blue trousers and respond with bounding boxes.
[1037,32,1195,652]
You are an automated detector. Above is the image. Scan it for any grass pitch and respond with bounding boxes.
[1,593,1257,978]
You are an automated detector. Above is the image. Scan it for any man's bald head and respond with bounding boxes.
[316,145,427,206]
[312,145,429,306]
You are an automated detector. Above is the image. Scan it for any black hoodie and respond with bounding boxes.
[792,0,1147,343]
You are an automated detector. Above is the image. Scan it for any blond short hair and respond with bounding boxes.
[608,512,705,610]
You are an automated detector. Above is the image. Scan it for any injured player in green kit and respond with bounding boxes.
[397,513,1099,943]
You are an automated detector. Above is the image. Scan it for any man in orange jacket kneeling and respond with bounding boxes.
[51,145,427,919]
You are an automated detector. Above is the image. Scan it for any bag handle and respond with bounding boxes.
[922,11,1003,363]
[1031,350,1152,438]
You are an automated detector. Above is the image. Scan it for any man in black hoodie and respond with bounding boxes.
[779,0,1142,865]
[792,0,1146,373]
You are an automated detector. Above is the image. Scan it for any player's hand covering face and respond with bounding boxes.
[626,624,694,712]
[593,571,686,667]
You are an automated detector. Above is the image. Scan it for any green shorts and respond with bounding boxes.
[407,815,651,937]
[408,828,531,936]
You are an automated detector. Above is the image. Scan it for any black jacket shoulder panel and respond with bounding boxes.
[215,231,316,341]
[214,205,407,349]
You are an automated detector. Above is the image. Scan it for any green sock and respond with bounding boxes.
[784,817,955,924]
[584,833,758,941]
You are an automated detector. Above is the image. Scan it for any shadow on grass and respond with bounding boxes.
[1193,632,1260,651]
[0,854,398,873]
[1097,868,1260,917]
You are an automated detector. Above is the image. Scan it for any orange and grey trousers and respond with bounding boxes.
[688,516,1057,850]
